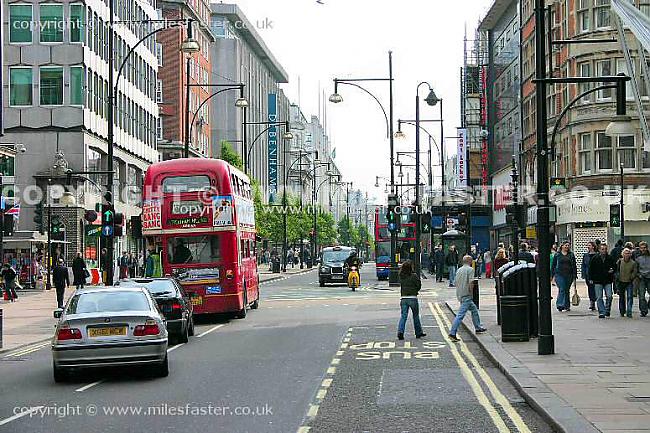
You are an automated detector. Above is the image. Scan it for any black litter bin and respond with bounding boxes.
[525,264,539,338]
[500,295,530,342]
[272,259,280,273]
[472,279,480,309]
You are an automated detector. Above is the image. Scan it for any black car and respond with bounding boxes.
[318,246,355,286]
[119,278,194,344]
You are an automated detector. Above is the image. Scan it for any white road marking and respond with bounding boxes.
[0,406,44,426]
[196,324,225,338]
[167,343,185,353]
[75,380,103,392]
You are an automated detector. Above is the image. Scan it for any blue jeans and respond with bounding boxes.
[617,282,634,316]
[448,266,457,286]
[595,283,613,316]
[450,296,482,336]
[555,275,573,310]
[398,298,423,336]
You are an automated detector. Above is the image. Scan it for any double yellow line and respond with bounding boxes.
[428,302,532,433]
[3,341,50,358]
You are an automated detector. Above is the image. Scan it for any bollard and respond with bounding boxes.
[0,308,3,349]
[472,279,480,309]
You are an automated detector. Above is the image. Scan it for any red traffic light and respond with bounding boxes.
[84,210,98,223]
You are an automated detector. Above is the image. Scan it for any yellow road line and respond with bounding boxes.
[4,341,50,358]
[336,350,344,356]
[316,389,327,400]
[428,303,510,433]
[327,367,336,374]
[433,303,532,433]
[340,343,348,349]
[331,358,340,365]
[307,404,319,417]
[321,378,333,388]
[296,426,311,433]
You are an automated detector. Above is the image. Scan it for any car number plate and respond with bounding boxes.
[191,296,203,306]
[332,275,344,280]
[88,327,127,338]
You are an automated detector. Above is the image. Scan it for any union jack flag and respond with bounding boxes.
[6,201,20,218]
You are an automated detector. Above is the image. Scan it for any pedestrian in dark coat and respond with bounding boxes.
[53,259,70,308]
[71,252,87,290]
[1,263,18,302]
[582,241,597,311]
[589,243,617,318]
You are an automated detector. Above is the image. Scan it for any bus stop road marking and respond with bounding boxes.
[197,324,225,338]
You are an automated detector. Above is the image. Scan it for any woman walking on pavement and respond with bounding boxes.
[582,241,598,311]
[588,243,617,318]
[551,241,577,312]
[616,248,638,318]
[71,252,87,290]
[1,263,18,302]
[397,260,426,340]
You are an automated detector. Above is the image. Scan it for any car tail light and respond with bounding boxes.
[57,327,82,341]
[226,269,234,280]
[171,302,182,310]
[134,319,161,336]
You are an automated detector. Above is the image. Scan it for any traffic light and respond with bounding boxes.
[114,212,125,237]
[387,204,400,233]
[130,215,142,239]
[610,203,621,227]
[420,212,431,233]
[101,204,114,238]
[51,215,65,241]
[34,202,44,234]
[3,214,14,237]
[84,209,98,223]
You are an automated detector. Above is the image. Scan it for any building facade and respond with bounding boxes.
[156,0,214,160]
[479,0,522,250]
[3,0,159,267]
[209,3,290,200]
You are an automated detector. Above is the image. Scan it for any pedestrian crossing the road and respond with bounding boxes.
[262,284,439,302]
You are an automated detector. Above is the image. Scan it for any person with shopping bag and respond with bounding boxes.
[72,252,88,290]
[551,241,577,312]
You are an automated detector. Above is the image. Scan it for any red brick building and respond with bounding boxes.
[157,0,214,159]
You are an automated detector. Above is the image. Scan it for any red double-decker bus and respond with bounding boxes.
[374,207,417,280]
[142,159,259,318]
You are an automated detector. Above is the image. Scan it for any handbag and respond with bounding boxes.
[571,282,581,306]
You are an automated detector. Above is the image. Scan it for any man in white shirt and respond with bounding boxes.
[449,255,486,342]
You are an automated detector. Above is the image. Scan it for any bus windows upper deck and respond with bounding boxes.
[162,175,211,193]
[168,235,221,265]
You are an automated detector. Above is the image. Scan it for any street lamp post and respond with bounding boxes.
[312,162,332,265]
[106,18,197,285]
[414,82,438,275]
[186,84,248,159]
[620,162,625,241]
[534,0,632,354]
[245,121,293,174]
[330,51,398,285]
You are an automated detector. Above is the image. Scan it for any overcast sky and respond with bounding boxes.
[229,0,494,202]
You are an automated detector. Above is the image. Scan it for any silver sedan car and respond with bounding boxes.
[51,286,168,382]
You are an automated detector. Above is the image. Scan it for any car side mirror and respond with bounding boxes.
[53,308,63,319]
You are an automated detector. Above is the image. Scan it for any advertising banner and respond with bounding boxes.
[457,128,468,186]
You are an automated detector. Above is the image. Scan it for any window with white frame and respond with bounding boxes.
[616,58,634,99]
[578,0,590,33]
[70,4,84,43]
[156,117,163,140]
[40,4,64,43]
[40,66,64,105]
[594,0,611,29]
[156,80,163,103]
[644,149,650,168]
[596,60,612,100]
[596,131,613,170]
[9,4,33,43]
[579,133,592,174]
[155,43,163,66]
[640,1,650,17]
[617,135,636,169]
[9,67,33,106]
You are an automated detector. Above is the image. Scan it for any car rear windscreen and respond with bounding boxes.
[66,291,150,314]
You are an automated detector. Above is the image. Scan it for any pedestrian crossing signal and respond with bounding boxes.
[610,204,621,227]
[420,213,431,233]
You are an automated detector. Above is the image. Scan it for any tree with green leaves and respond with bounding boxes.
[220,141,243,170]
